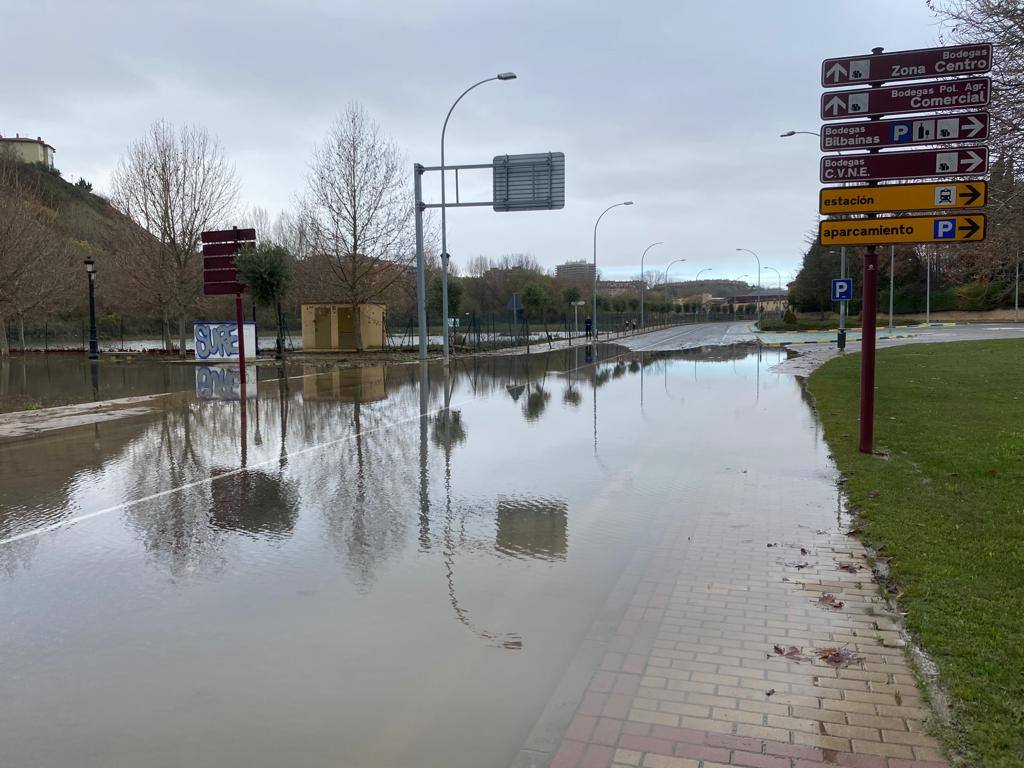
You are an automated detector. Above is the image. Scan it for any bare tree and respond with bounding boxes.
[930,1,1024,282]
[0,156,74,355]
[299,103,415,350]
[110,120,239,354]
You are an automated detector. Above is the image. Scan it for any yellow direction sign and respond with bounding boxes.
[820,214,986,246]
[819,181,986,215]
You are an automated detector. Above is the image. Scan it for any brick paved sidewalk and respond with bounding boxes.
[541,495,948,768]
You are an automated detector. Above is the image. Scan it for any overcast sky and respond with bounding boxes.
[3,1,944,284]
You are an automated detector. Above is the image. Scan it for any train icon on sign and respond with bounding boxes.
[831,278,853,302]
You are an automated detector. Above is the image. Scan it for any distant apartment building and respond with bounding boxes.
[0,134,56,167]
[555,260,596,288]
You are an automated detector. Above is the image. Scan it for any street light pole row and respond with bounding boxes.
[439,72,517,366]
[592,201,633,340]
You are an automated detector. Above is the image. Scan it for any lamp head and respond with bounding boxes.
[497,72,517,81]
[84,256,96,273]
[623,201,634,206]
[780,130,796,137]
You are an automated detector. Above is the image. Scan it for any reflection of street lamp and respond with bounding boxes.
[593,201,634,340]
[440,72,518,366]
[84,256,99,360]
[639,241,663,329]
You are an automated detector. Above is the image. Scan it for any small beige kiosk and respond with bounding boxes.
[301,303,386,352]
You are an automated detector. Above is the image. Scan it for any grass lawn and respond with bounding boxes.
[808,340,1024,767]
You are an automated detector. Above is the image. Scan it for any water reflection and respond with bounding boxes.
[495,497,568,561]
[0,341,811,768]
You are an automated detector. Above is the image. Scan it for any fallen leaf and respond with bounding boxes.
[765,688,776,696]
[800,547,809,556]
[817,593,845,610]
[846,527,862,536]
[837,562,862,573]
[766,543,778,548]
[785,561,811,569]
[772,644,810,662]
[816,647,864,667]
[868,490,881,498]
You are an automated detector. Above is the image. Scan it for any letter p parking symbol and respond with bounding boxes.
[934,218,956,239]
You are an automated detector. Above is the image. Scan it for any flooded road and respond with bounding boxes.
[0,344,831,768]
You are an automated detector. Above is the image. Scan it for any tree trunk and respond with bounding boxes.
[163,309,172,352]
[353,304,364,352]
[178,313,187,358]
[18,315,26,351]
[0,315,8,357]
[275,300,285,360]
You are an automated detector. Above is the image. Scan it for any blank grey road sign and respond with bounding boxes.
[493,152,565,212]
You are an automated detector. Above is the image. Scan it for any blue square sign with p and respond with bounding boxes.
[831,278,853,302]
[934,218,957,239]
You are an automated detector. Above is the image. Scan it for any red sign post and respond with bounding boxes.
[821,111,988,151]
[821,43,992,88]
[201,227,256,385]
[820,146,987,183]
[818,44,991,454]
[821,77,990,121]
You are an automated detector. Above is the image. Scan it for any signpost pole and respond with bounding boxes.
[414,164,428,361]
[926,255,931,325]
[858,47,885,455]
[838,247,847,350]
[859,246,878,453]
[235,292,247,387]
[888,244,895,333]
[1015,250,1020,323]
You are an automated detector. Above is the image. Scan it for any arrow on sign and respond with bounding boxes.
[961,151,985,173]
[963,115,985,139]
[960,184,983,206]
[824,96,847,115]
[959,218,981,239]
[826,62,847,82]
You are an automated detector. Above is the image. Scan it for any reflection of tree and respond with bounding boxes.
[562,385,582,407]
[523,384,551,421]
[430,408,466,449]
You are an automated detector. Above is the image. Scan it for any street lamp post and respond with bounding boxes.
[694,267,712,321]
[440,71,517,366]
[736,248,762,321]
[763,266,782,319]
[664,258,686,322]
[639,241,663,330]
[733,274,749,321]
[592,201,634,340]
[84,256,98,361]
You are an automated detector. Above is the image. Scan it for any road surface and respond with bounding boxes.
[617,321,755,352]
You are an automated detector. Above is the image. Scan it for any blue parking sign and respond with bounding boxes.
[934,218,957,239]
[831,278,853,302]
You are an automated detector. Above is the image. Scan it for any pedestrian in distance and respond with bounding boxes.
[584,316,593,340]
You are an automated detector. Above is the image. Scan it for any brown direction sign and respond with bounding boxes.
[820,146,987,183]
[821,43,992,88]
[820,77,989,121]
[201,227,257,244]
[821,112,988,152]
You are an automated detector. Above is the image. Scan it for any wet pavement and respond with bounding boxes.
[0,344,944,768]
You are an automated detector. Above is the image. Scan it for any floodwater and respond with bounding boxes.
[0,344,830,768]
